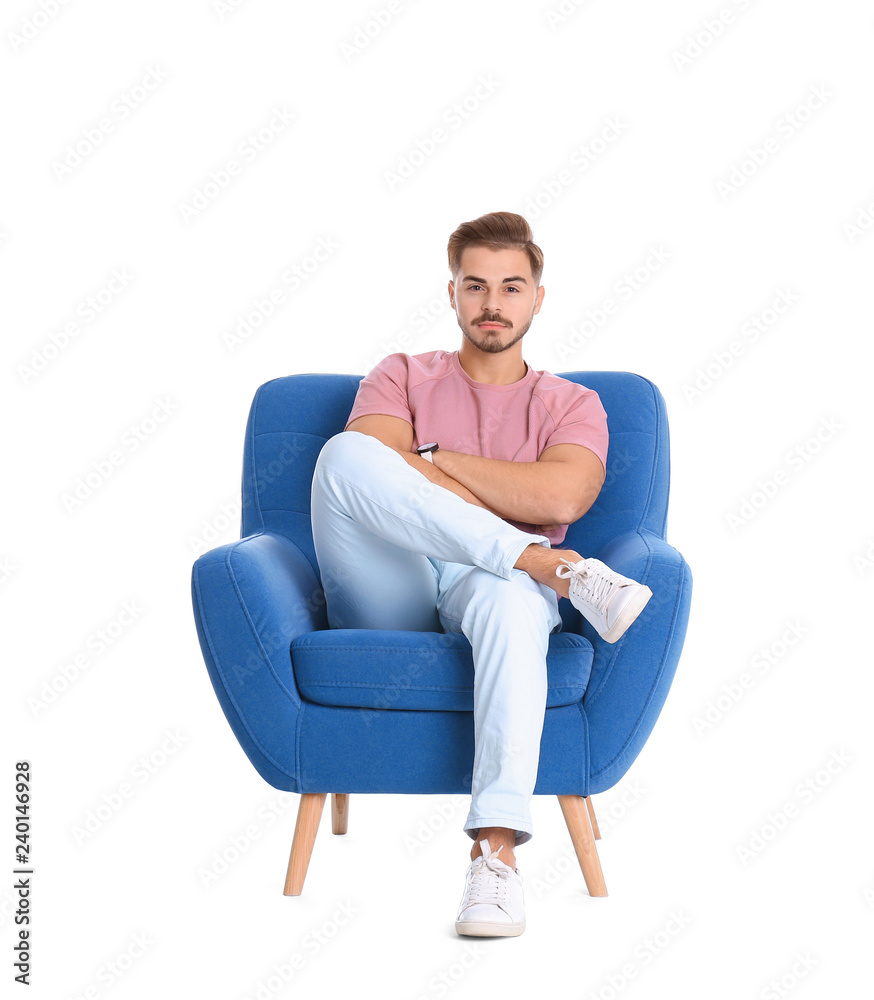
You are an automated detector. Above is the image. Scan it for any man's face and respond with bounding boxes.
[448,246,545,355]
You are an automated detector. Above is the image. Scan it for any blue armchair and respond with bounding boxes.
[190,371,692,896]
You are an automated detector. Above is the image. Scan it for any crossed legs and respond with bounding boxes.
[434,560,561,869]
[311,431,586,864]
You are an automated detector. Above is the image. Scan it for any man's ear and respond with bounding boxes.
[447,279,455,308]
[534,283,545,313]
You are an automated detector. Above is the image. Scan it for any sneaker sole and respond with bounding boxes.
[455,919,526,937]
[600,584,653,643]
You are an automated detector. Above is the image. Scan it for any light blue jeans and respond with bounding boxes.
[310,430,563,846]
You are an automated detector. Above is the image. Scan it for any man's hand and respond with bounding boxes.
[343,414,602,528]
[344,416,505,517]
[389,445,504,516]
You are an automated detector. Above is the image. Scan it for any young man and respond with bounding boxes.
[310,211,651,937]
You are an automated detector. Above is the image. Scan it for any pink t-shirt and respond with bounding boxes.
[344,349,608,545]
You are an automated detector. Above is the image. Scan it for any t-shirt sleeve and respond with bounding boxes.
[344,353,414,431]
[541,385,609,471]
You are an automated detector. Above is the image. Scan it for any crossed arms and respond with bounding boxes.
[344,413,605,530]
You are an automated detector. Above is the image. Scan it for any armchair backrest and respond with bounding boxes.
[560,371,671,556]
[240,370,672,581]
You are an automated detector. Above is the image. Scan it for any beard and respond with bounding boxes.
[457,314,533,354]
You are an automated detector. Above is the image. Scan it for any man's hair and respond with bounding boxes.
[447,211,544,286]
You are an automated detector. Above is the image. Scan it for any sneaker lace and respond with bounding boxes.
[557,559,617,614]
[462,847,511,908]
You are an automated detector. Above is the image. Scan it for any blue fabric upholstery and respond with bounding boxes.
[292,629,593,712]
[190,371,692,798]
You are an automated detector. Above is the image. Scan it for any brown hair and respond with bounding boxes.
[447,211,544,286]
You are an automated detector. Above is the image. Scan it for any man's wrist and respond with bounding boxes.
[416,442,439,464]
[429,446,448,471]
[408,448,497,514]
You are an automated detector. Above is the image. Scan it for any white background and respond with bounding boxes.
[3,0,873,997]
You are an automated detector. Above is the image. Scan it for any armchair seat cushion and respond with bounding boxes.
[291,628,593,712]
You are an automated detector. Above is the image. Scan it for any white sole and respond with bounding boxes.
[455,919,526,937]
[600,584,653,643]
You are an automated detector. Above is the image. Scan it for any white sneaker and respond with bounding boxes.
[556,557,652,643]
[455,839,525,937]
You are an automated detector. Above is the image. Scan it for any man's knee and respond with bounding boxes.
[316,429,378,475]
[462,568,555,624]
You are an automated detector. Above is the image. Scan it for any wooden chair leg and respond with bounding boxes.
[558,794,608,897]
[332,794,349,834]
[283,793,326,896]
[585,794,601,840]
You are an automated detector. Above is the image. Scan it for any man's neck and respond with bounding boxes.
[456,344,528,386]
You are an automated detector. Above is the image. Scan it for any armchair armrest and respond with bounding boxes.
[191,530,328,790]
[579,530,693,793]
